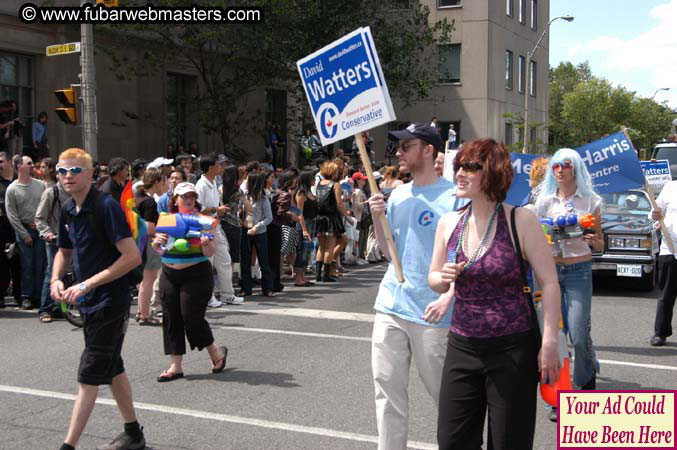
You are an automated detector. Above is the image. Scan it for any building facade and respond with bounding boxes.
[0,0,550,164]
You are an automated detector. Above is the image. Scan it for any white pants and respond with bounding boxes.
[210,226,234,297]
[372,312,448,450]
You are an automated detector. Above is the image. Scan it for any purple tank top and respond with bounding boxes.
[447,206,533,337]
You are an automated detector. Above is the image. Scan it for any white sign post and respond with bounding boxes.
[297,27,403,282]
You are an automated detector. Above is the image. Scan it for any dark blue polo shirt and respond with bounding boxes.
[58,186,132,313]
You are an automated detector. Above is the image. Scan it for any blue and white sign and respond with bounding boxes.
[574,131,644,194]
[297,27,396,146]
[640,160,672,189]
[505,153,547,206]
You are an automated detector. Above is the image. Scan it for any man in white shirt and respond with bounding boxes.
[195,154,243,306]
[650,180,677,346]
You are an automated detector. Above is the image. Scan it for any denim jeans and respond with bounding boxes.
[16,228,46,302]
[556,260,599,387]
[39,243,59,314]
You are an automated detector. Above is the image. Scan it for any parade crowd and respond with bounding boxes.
[1,120,675,450]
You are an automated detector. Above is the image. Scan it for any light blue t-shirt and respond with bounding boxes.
[374,177,467,327]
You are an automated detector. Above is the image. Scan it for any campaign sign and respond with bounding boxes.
[574,131,644,194]
[297,27,396,147]
[505,153,547,206]
[640,160,672,189]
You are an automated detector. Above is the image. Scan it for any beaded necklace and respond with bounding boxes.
[455,203,501,271]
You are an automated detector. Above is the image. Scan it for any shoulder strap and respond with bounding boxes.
[510,206,542,342]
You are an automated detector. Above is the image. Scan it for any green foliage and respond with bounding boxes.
[97,0,454,161]
[549,61,674,152]
[502,111,547,154]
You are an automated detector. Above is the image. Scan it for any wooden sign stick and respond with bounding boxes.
[354,134,404,283]
[621,127,674,254]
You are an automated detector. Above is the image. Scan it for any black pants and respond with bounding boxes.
[654,255,677,339]
[0,242,22,301]
[221,222,241,264]
[160,261,215,355]
[240,229,273,294]
[267,223,283,291]
[438,331,539,450]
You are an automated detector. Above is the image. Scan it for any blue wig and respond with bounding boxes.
[534,148,601,209]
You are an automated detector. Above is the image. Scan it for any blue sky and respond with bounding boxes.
[549,0,676,108]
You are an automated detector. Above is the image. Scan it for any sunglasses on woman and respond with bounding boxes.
[552,162,573,171]
[180,193,197,200]
[56,166,84,175]
[455,162,483,173]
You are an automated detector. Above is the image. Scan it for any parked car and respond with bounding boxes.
[651,143,677,181]
[592,189,660,290]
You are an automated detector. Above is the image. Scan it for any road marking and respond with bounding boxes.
[212,324,371,342]
[0,384,435,450]
[224,307,375,322]
[211,326,677,373]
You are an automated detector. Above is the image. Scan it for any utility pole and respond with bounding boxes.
[80,0,98,160]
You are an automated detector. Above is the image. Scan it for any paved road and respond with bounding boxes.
[0,264,675,449]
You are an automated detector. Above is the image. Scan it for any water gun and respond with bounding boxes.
[540,213,596,250]
[155,212,218,253]
[533,291,573,407]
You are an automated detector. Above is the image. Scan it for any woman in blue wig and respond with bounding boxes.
[535,148,603,421]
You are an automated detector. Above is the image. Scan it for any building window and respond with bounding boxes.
[505,50,513,90]
[530,126,537,145]
[0,53,33,153]
[390,0,411,10]
[518,126,524,145]
[529,60,536,96]
[530,0,537,30]
[438,0,461,7]
[505,123,513,146]
[506,0,513,17]
[519,0,526,24]
[438,44,461,83]
[166,73,197,150]
[518,55,525,93]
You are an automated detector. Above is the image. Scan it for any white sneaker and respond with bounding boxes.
[223,295,244,305]
[207,297,223,308]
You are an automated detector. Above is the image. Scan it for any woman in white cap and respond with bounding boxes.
[151,182,228,381]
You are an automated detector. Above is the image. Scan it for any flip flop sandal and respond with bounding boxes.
[138,317,162,326]
[39,314,52,323]
[212,346,228,373]
[157,372,184,382]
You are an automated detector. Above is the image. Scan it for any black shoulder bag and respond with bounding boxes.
[510,206,542,352]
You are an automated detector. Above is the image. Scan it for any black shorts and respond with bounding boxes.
[78,303,130,386]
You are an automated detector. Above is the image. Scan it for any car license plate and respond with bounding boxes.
[616,264,642,277]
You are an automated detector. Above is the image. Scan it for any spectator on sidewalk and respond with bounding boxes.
[5,155,46,310]
[31,112,49,160]
[99,158,130,203]
[0,151,21,307]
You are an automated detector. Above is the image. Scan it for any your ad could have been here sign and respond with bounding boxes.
[297,27,396,146]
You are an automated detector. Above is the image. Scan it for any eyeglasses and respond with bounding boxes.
[398,142,422,153]
[56,166,84,175]
[180,193,197,200]
[455,162,483,173]
[552,162,573,171]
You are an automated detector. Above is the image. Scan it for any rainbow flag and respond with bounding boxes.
[120,181,147,252]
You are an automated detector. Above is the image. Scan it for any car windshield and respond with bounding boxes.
[601,191,651,216]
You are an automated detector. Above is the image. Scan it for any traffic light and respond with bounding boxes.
[96,0,119,6]
[54,88,77,125]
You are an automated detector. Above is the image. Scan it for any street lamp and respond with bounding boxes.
[651,87,670,100]
[523,15,574,153]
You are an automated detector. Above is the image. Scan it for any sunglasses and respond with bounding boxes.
[56,166,84,175]
[552,162,573,171]
[455,162,483,173]
[398,142,422,153]
[180,193,197,200]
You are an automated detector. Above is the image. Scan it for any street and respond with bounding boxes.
[0,263,675,450]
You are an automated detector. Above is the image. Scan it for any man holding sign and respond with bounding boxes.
[369,123,466,450]
[649,179,677,347]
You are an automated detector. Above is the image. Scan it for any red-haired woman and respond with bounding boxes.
[428,139,561,449]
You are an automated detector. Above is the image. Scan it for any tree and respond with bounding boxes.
[626,98,675,151]
[98,0,454,161]
[548,61,592,148]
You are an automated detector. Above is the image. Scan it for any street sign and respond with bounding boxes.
[46,42,81,57]
[296,27,396,147]
[640,160,672,189]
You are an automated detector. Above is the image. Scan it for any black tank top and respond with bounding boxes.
[316,182,337,216]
